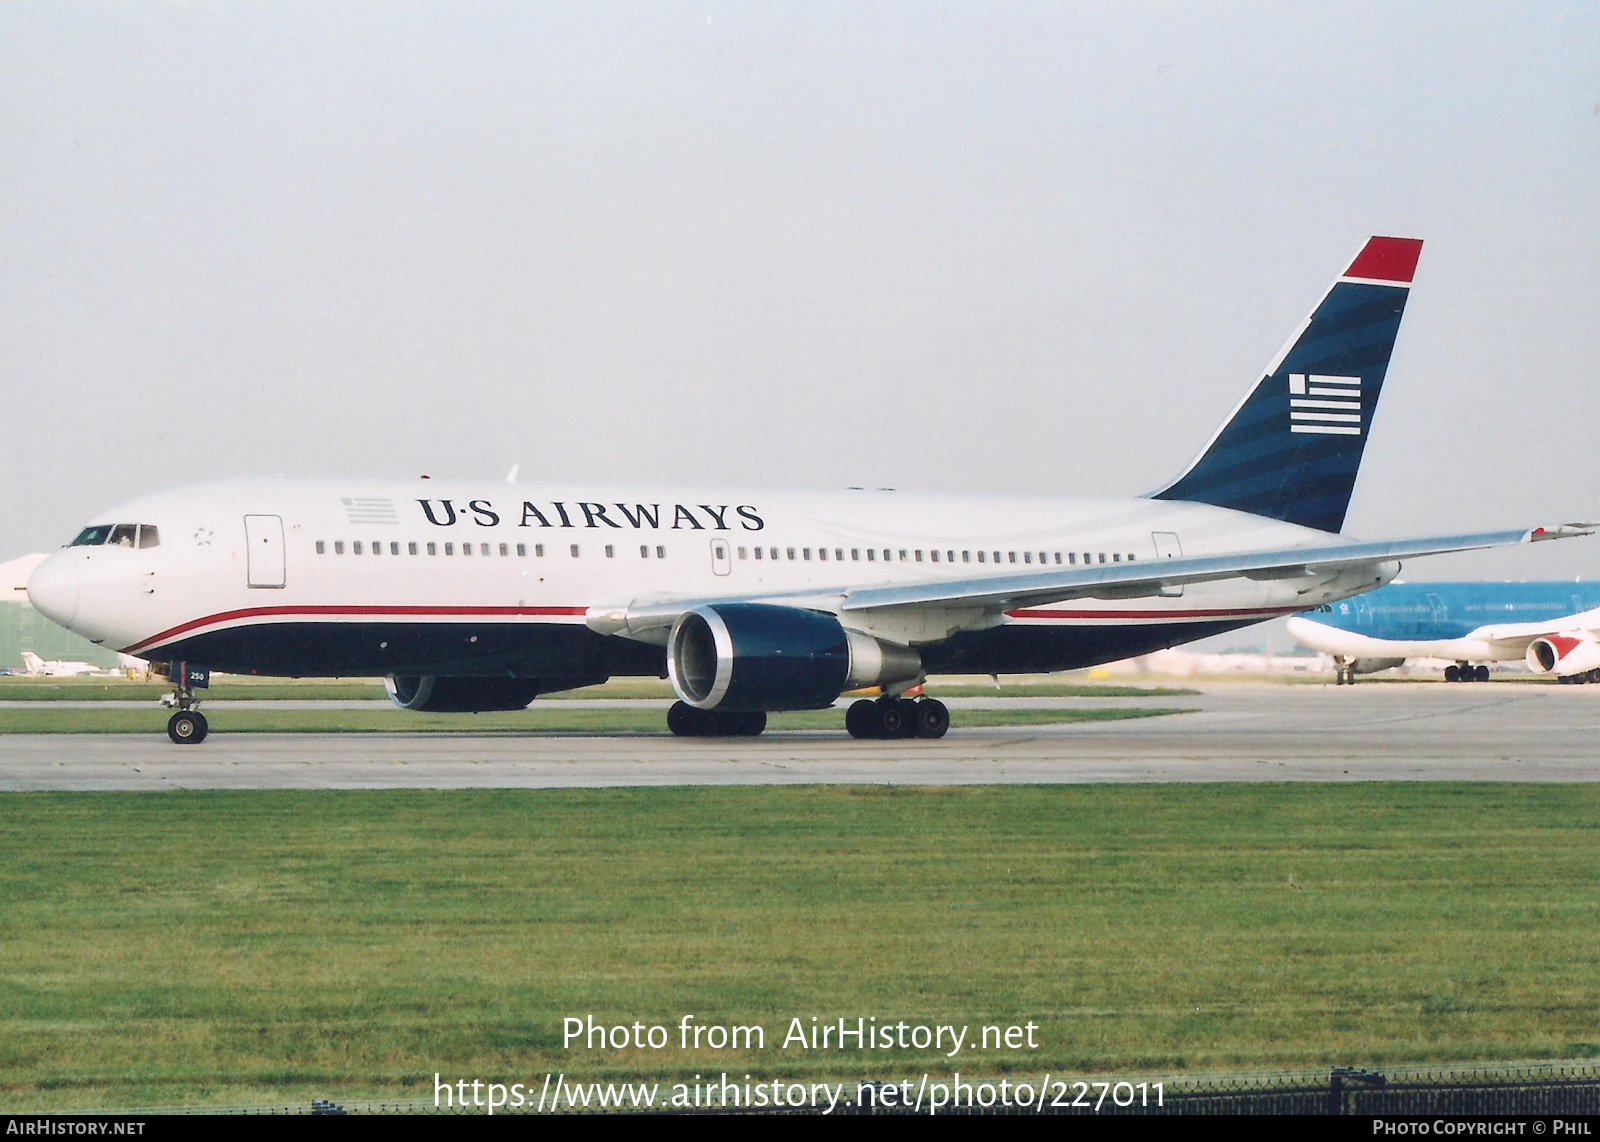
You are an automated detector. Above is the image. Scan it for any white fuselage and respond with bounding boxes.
[28,478,1393,677]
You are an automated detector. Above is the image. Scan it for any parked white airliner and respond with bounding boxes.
[26,237,1593,742]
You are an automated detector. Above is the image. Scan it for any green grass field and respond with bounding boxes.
[3,784,1598,1110]
[0,705,1188,734]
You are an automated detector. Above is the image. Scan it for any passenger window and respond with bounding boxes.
[70,525,114,547]
[977,551,986,563]
[138,526,160,549]
[427,542,436,555]
[1127,553,1136,562]
[754,547,763,560]
[836,549,844,561]
[1008,552,1016,563]
[769,547,778,560]
[787,548,796,560]
[570,545,580,558]
[915,550,924,562]
[1023,552,1032,564]
[1069,552,1076,564]
[738,547,747,559]
[1113,553,1121,562]
[899,550,908,562]
[656,546,666,559]
[516,544,526,557]
[605,545,615,558]
[867,549,876,561]
[481,543,490,557]
[335,541,345,554]
[641,545,650,558]
[354,541,364,555]
[537,544,546,557]
[390,542,400,555]
[443,542,453,555]
[852,549,860,560]
[947,551,955,563]
[930,550,939,562]
[409,542,418,555]
[316,540,326,554]
[963,551,971,563]
[373,540,382,555]
[1098,553,1106,563]
[499,543,509,557]
[817,548,826,561]
[462,543,471,556]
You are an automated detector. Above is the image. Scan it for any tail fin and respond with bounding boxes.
[20,651,43,673]
[1151,236,1423,533]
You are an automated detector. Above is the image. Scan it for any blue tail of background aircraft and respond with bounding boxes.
[1152,236,1423,534]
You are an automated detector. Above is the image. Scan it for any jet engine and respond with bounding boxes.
[1350,657,1406,676]
[384,676,541,712]
[1525,635,1600,678]
[667,603,921,712]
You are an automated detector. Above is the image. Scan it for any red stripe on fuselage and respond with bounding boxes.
[123,604,589,654]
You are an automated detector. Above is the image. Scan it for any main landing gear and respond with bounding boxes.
[666,702,767,737]
[1557,669,1600,685]
[1333,657,1355,685]
[1443,663,1490,683]
[846,697,950,740]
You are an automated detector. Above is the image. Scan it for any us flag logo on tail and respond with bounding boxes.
[1288,373,1362,436]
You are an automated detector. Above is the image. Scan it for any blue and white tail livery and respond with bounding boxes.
[25,235,1592,742]
[1153,236,1424,534]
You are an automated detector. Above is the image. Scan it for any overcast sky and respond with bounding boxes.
[3,2,1597,581]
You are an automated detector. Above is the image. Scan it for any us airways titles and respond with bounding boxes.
[415,499,765,532]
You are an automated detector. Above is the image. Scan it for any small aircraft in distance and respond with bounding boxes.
[19,650,104,677]
[1288,582,1600,684]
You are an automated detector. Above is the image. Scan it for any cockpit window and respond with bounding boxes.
[68,523,160,548]
[70,525,114,547]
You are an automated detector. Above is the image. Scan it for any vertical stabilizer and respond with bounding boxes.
[1151,236,1423,533]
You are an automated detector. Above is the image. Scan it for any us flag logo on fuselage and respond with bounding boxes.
[1288,373,1362,436]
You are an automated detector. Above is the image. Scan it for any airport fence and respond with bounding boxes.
[43,1058,1600,1116]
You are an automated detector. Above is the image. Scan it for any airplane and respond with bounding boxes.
[1288,582,1600,684]
[19,650,104,678]
[23,236,1594,744]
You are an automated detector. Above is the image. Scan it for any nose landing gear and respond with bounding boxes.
[161,663,209,744]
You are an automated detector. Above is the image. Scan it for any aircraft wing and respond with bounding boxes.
[1473,604,1600,650]
[590,524,1593,643]
[839,525,1593,614]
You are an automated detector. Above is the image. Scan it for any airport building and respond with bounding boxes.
[0,553,121,672]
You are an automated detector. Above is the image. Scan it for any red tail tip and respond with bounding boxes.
[1345,236,1424,283]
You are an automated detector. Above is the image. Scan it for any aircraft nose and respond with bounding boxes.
[27,554,79,628]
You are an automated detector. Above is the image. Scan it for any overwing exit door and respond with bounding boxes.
[1151,531,1183,597]
[245,515,286,588]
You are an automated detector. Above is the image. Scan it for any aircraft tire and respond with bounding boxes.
[914,699,950,739]
[167,710,208,745]
[727,710,767,737]
[845,699,877,739]
[1444,665,1460,683]
[874,699,907,738]
[1475,665,1491,683]
[667,701,703,736]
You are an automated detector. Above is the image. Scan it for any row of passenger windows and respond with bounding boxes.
[738,547,1136,565]
[315,540,667,559]
[314,540,1136,565]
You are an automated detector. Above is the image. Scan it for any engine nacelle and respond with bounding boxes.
[1525,635,1600,677]
[1349,657,1406,676]
[667,603,921,712]
[385,676,541,712]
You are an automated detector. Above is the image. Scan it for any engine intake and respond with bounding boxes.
[1525,636,1600,677]
[667,603,921,712]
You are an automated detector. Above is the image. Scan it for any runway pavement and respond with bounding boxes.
[0,682,1596,790]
